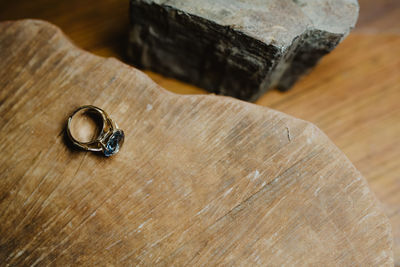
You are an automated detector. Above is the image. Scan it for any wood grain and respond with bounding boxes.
[0,20,393,265]
[1,0,399,264]
[257,33,400,265]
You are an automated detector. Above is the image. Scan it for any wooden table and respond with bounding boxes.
[1,0,399,264]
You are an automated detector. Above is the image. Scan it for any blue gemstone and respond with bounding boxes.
[104,130,124,157]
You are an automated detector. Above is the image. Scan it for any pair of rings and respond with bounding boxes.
[66,105,124,157]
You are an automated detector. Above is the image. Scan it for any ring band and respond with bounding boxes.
[66,105,124,157]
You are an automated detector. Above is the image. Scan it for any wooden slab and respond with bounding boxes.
[2,0,399,263]
[0,20,393,265]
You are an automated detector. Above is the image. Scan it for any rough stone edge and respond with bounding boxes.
[128,0,282,101]
[129,0,359,101]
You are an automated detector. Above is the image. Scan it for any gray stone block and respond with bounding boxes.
[128,0,359,101]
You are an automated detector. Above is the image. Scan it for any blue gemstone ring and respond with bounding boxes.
[66,105,124,157]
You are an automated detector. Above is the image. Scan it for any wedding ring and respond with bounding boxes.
[66,105,124,157]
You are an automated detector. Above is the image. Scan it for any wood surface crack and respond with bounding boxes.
[286,127,292,142]
[185,149,320,265]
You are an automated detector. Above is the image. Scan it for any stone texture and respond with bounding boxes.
[128,0,359,101]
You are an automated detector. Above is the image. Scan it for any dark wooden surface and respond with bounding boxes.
[0,0,399,264]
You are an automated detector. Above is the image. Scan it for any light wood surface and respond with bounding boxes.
[0,20,393,265]
[0,0,399,264]
[258,34,400,265]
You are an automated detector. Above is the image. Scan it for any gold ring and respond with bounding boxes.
[66,105,124,157]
